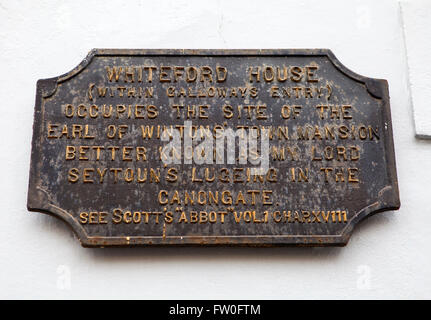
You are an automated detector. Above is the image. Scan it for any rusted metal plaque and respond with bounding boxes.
[27,49,400,247]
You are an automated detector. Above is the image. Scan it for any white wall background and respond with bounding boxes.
[0,0,430,299]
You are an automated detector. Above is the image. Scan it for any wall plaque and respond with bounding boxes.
[27,49,400,247]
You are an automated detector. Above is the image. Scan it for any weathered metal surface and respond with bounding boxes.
[27,49,400,247]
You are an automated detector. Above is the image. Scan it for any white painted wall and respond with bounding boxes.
[0,0,430,299]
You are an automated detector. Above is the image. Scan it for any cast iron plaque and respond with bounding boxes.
[27,49,400,247]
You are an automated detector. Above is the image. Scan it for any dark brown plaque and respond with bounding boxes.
[27,49,400,247]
